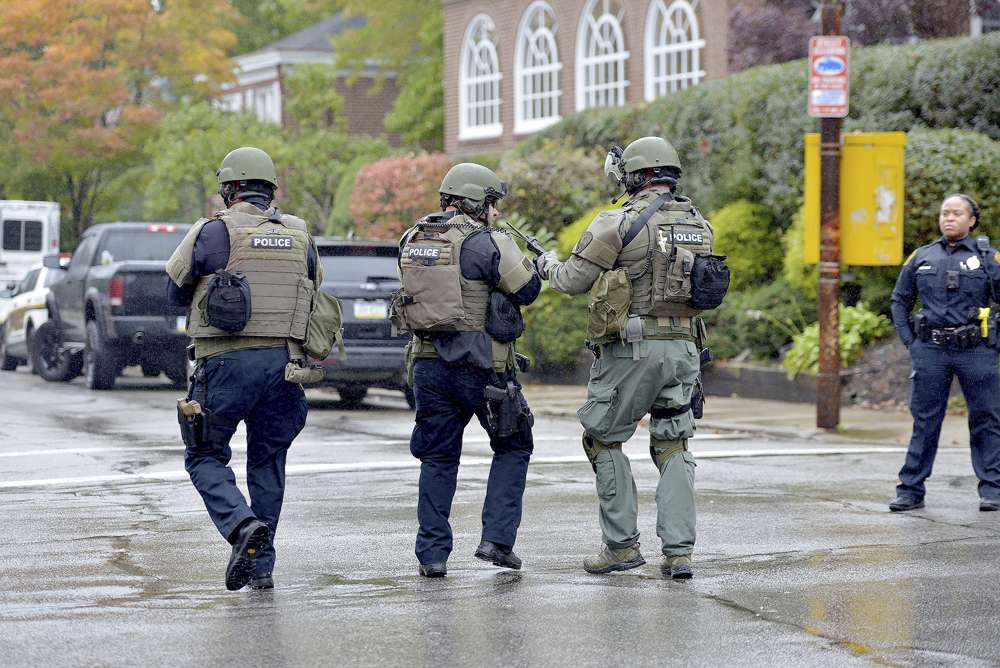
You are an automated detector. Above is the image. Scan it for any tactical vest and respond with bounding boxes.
[617,193,714,318]
[396,216,490,333]
[187,203,314,341]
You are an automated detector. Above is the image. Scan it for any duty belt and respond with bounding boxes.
[921,323,981,348]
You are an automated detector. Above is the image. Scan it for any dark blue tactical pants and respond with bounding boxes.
[898,340,1000,502]
[185,347,308,575]
[409,358,534,566]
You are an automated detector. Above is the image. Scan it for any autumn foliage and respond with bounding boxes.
[350,153,452,240]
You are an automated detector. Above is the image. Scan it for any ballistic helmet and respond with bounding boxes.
[216,147,278,187]
[439,163,508,204]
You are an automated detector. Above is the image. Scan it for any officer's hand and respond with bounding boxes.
[535,251,558,279]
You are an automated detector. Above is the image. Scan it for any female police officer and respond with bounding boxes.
[889,194,1000,512]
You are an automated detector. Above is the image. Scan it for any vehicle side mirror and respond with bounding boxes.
[43,254,64,269]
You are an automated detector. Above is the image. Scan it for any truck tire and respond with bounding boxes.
[32,321,81,382]
[84,320,118,390]
[163,355,190,388]
[26,325,39,374]
[337,386,368,407]
[0,326,18,371]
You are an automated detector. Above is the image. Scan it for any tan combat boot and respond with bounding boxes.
[664,555,693,579]
[583,543,645,574]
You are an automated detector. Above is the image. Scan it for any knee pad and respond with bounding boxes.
[650,438,687,471]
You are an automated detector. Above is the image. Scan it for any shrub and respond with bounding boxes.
[782,303,893,377]
[499,138,617,232]
[707,200,781,291]
[520,289,589,372]
[703,278,815,361]
[781,205,818,299]
[350,153,452,239]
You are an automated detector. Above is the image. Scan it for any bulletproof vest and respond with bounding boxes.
[617,192,714,318]
[396,215,490,333]
[187,202,313,341]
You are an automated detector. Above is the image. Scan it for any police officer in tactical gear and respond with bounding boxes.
[166,147,322,591]
[395,163,542,577]
[537,136,728,579]
[889,193,1000,513]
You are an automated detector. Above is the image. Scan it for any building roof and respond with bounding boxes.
[245,13,365,56]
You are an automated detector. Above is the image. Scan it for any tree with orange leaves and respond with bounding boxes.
[0,0,236,243]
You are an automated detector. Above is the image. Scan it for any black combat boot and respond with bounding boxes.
[474,540,522,570]
[889,497,925,512]
[250,574,274,590]
[225,519,270,591]
[419,563,447,578]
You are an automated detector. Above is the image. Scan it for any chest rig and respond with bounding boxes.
[394,215,490,333]
[620,194,715,318]
[187,203,313,341]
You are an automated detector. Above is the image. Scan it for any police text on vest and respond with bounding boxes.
[252,236,292,249]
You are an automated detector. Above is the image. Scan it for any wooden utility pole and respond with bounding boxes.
[816,0,843,429]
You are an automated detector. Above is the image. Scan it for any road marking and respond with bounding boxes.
[0,446,910,490]
[0,433,745,459]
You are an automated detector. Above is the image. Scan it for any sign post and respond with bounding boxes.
[809,2,847,430]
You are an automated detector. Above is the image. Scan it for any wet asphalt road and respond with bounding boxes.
[2,368,999,667]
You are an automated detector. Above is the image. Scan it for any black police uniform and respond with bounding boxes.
[890,234,1000,505]
[167,194,318,580]
[408,226,541,568]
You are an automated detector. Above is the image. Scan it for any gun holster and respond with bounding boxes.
[483,380,533,438]
[177,399,213,449]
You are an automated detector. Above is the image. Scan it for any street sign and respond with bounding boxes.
[804,132,906,266]
[808,36,850,118]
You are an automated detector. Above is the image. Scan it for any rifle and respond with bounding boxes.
[502,220,546,257]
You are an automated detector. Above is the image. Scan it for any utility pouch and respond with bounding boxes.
[514,352,531,373]
[623,315,644,360]
[284,361,325,385]
[204,270,251,333]
[304,289,344,360]
[688,255,730,310]
[912,312,928,340]
[404,339,416,387]
[388,290,410,337]
[483,380,533,438]
[485,291,524,343]
[651,245,695,305]
[587,268,632,341]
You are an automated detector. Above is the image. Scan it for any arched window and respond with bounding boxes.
[514,1,562,134]
[459,15,503,140]
[575,0,629,111]
[644,0,706,100]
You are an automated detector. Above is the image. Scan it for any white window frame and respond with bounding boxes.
[459,14,503,140]
[644,0,706,101]
[575,0,630,111]
[514,1,562,135]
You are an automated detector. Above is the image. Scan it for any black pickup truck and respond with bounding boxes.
[34,222,191,389]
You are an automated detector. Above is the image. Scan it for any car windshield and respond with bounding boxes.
[97,229,187,263]
[319,246,399,283]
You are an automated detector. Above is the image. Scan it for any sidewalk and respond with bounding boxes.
[522,384,973,447]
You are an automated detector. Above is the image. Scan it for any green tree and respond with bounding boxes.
[227,0,340,56]
[333,1,443,148]
[143,103,282,221]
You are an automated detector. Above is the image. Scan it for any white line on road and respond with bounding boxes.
[0,446,909,490]
[0,433,745,459]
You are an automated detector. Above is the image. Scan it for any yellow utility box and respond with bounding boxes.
[804,132,906,265]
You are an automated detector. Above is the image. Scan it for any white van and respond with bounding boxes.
[0,201,60,288]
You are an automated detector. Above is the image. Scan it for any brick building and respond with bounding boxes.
[216,14,399,140]
[442,0,731,156]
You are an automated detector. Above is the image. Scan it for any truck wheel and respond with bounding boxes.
[337,386,368,407]
[0,326,17,371]
[32,321,79,382]
[163,356,190,388]
[140,362,161,378]
[404,387,416,410]
[84,320,118,390]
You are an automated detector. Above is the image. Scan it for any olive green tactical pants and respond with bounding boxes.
[577,339,699,558]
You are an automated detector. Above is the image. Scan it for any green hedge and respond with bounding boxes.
[520,289,590,371]
[708,200,781,291]
[515,34,1000,229]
